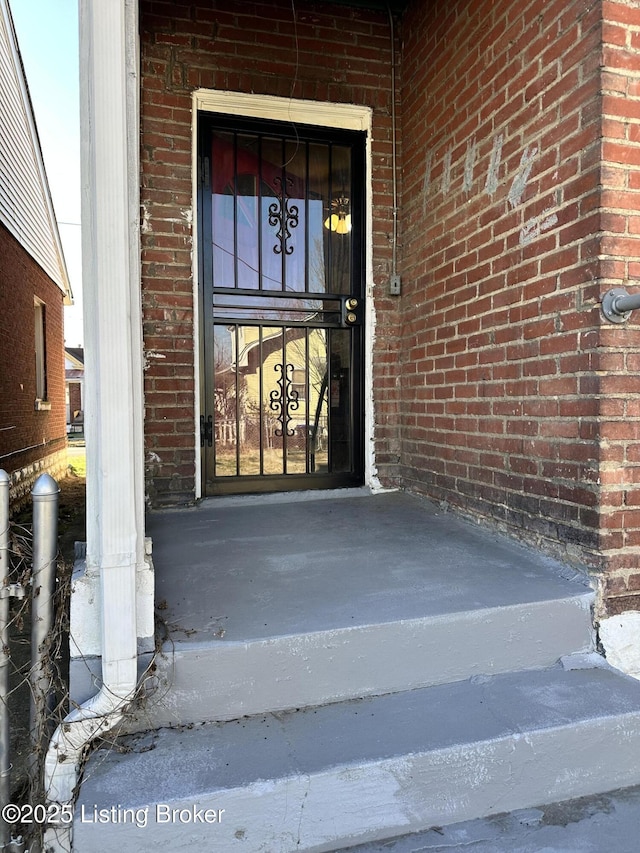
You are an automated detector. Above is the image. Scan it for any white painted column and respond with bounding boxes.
[77,0,151,668]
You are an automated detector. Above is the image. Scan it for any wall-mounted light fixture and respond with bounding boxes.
[324,195,351,234]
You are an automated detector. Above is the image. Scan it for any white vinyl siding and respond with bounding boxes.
[0,0,68,294]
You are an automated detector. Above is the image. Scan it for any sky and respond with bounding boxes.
[10,0,83,346]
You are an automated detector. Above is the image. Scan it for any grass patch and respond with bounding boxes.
[67,453,86,478]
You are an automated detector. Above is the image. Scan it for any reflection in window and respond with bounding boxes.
[291,366,306,403]
[211,132,352,295]
[34,298,47,402]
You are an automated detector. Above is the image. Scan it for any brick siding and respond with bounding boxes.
[68,382,82,419]
[595,0,640,615]
[0,223,67,506]
[399,0,605,566]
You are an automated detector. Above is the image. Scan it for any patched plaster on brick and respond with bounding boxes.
[599,613,640,680]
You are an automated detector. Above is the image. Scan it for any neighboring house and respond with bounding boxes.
[0,0,72,509]
[64,347,84,430]
[213,325,332,478]
[43,0,640,850]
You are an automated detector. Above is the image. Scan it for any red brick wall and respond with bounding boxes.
[0,223,67,485]
[139,0,401,504]
[399,0,604,565]
[69,382,82,419]
[596,0,640,615]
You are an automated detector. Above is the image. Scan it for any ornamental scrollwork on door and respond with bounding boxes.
[268,175,299,256]
[269,363,300,437]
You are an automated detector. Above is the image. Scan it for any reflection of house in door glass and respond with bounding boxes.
[213,324,330,477]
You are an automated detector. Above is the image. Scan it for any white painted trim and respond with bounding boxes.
[45,0,145,823]
[363,127,380,490]
[191,103,202,499]
[193,90,371,132]
[80,0,145,621]
[81,0,145,583]
[192,90,377,491]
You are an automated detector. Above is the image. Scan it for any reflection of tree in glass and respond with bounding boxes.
[213,335,242,423]
[307,240,331,408]
[307,226,327,294]
[284,329,329,461]
[285,330,328,401]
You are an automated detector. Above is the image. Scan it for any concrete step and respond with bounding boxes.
[96,491,596,731]
[332,784,640,853]
[73,660,640,853]
[122,586,594,730]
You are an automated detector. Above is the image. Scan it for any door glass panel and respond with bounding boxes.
[284,139,307,294]
[261,137,284,291]
[236,134,260,290]
[211,131,235,289]
[329,146,352,295]
[281,327,305,473]
[212,323,237,477]
[308,144,330,294]
[235,325,259,476]
[204,119,363,494]
[308,328,329,473]
[212,321,347,479]
[329,329,352,473]
[260,327,284,474]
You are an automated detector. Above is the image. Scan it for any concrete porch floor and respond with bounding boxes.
[74,488,640,852]
[148,487,591,645]
[125,486,596,727]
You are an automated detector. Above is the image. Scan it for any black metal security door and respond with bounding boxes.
[199,115,365,496]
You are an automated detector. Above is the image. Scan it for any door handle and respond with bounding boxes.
[342,297,361,326]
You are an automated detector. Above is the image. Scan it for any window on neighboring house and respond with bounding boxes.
[292,367,306,403]
[34,298,49,408]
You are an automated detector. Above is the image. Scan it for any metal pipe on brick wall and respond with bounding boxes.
[387,6,400,296]
[29,473,59,797]
[0,471,10,848]
[602,288,640,323]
